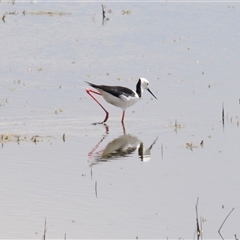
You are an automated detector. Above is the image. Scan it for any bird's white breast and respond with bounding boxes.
[101,91,139,110]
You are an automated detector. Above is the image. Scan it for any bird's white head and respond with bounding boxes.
[137,78,157,99]
[139,78,149,90]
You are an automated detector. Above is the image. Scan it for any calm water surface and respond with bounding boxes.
[1,1,240,239]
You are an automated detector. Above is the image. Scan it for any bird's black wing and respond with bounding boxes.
[101,86,135,98]
[86,82,135,98]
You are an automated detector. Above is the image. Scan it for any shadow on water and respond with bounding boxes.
[87,123,158,166]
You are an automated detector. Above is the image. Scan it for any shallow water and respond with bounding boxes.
[1,1,240,239]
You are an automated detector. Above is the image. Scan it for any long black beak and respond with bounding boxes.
[147,88,157,100]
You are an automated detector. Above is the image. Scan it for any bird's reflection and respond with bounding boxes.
[138,137,158,162]
[88,124,158,166]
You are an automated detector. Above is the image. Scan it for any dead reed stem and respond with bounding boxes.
[218,207,234,240]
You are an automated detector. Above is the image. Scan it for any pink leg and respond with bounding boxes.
[86,88,109,123]
[121,110,125,124]
[121,122,126,135]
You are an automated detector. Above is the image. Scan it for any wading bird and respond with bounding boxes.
[86,78,157,124]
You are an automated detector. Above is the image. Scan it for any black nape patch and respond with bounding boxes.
[136,79,141,97]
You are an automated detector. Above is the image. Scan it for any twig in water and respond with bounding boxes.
[195,197,202,240]
[101,5,106,25]
[101,5,105,18]
[101,5,109,25]
[95,180,97,198]
[2,14,6,23]
[42,218,47,240]
[218,207,234,240]
[222,102,225,126]
[174,119,178,133]
[174,119,182,133]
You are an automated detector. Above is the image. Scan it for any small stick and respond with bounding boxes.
[200,216,203,239]
[101,5,106,25]
[195,197,201,240]
[42,217,47,240]
[222,102,225,125]
[101,5,105,18]
[218,207,234,240]
[95,180,97,198]
[174,119,179,133]
[2,14,6,23]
